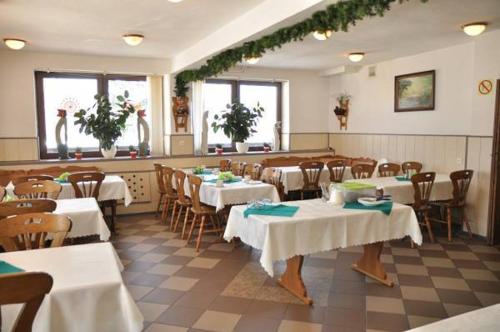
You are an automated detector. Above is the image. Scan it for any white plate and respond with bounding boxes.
[357,197,387,207]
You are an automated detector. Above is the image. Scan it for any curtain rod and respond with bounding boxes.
[34,68,164,76]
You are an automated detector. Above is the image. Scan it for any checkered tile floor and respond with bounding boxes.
[111,214,500,332]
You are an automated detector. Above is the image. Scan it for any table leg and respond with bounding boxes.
[351,242,393,287]
[278,255,313,305]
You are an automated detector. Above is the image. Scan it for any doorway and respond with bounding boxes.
[487,80,500,245]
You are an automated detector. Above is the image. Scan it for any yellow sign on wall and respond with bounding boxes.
[478,79,493,95]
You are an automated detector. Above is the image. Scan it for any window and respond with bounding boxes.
[35,72,149,159]
[203,79,281,151]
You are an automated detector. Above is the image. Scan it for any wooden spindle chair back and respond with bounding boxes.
[67,172,105,199]
[267,168,285,201]
[378,163,401,177]
[411,172,435,210]
[231,162,247,176]
[351,164,375,179]
[219,159,232,172]
[244,163,263,180]
[351,157,377,167]
[0,185,5,201]
[12,175,54,186]
[299,161,324,191]
[162,166,177,196]
[154,163,167,194]
[0,272,54,332]
[0,213,71,251]
[174,170,190,205]
[326,160,346,183]
[402,161,423,177]
[14,180,62,200]
[449,170,473,207]
[187,174,203,214]
[0,199,57,219]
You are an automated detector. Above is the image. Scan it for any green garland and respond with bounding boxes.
[174,0,428,97]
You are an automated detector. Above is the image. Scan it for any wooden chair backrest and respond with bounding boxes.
[154,163,167,194]
[0,170,27,187]
[326,160,346,183]
[401,161,423,176]
[378,163,401,177]
[411,172,435,210]
[67,172,105,199]
[161,166,176,196]
[0,185,5,201]
[219,159,232,172]
[450,170,474,207]
[263,168,285,202]
[261,156,309,169]
[11,175,54,186]
[14,180,62,200]
[0,213,71,251]
[351,164,375,179]
[187,174,203,214]
[352,157,377,167]
[244,163,263,180]
[27,165,99,177]
[230,162,247,176]
[0,199,57,219]
[299,161,324,191]
[0,272,54,332]
[174,170,190,204]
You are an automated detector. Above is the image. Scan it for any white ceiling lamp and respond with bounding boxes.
[122,34,144,46]
[244,56,261,65]
[462,22,487,36]
[168,0,184,3]
[348,52,365,63]
[3,38,27,50]
[312,30,332,41]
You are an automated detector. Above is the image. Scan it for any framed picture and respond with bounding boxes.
[395,70,435,112]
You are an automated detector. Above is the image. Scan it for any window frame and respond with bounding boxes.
[205,78,282,153]
[35,71,147,159]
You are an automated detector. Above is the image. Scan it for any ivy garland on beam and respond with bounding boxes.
[174,0,428,97]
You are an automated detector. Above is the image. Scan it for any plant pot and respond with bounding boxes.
[130,151,137,159]
[74,152,83,160]
[235,142,249,153]
[215,148,223,156]
[101,146,117,159]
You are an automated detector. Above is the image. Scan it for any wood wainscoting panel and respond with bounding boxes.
[0,138,38,161]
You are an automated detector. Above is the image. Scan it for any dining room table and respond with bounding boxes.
[0,242,143,332]
[224,198,422,304]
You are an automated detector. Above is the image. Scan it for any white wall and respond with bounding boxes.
[0,50,170,138]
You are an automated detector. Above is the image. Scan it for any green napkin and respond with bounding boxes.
[0,260,24,274]
[244,204,299,218]
[341,182,377,190]
[343,201,393,215]
[205,178,241,184]
[395,176,411,182]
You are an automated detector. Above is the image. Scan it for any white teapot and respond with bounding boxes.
[329,183,345,205]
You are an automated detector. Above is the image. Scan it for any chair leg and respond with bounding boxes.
[173,205,183,232]
[181,208,191,239]
[424,211,435,243]
[462,208,473,239]
[187,215,198,244]
[111,200,116,233]
[161,197,170,223]
[170,201,178,231]
[447,207,453,242]
[156,193,164,218]
[196,216,206,252]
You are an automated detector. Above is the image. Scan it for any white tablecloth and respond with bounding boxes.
[6,175,133,206]
[0,243,143,332]
[346,174,452,204]
[224,199,422,277]
[273,166,353,193]
[55,198,110,241]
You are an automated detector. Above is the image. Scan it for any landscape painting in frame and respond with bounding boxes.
[395,70,435,112]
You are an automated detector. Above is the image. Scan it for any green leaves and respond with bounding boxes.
[211,102,265,143]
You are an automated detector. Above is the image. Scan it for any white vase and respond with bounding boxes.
[235,142,249,153]
[101,146,117,159]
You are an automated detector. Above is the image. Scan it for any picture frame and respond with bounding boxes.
[395,70,435,112]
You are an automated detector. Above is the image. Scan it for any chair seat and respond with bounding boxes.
[430,200,464,209]
[191,205,216,215]
[166,193,178,200]
[177,197,192,207]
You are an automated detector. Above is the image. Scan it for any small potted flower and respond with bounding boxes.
[74,147,83,160]
[215,144,223,155]
[128,145,138,159]
[263,143,271,153]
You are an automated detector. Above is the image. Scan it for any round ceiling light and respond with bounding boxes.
[168,0,184,3]
[312,30,332,41]
[3,38,27,50]
[244,56,261,65]
[122,34,144,46]
[348,52,365,62]
[462,22,487,36]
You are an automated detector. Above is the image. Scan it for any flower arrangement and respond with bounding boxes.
[217,171,236,182]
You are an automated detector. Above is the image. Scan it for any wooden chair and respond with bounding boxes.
[154,163,168,218]
[219,159,232,172]
[0,272,54,332]
[263,168,285,202]
[0,170,27,187]
[351,164,375,179]
[0,185,5,201]
[326,160,346,183]
[299,161,324,200]
[27,165,99,177]
[11,175,54,186]
[0,199,57,219]
[161,166,178,223]
[14,180,62,200]
[244,163,263,180]
[351,157,377,167]
[378,163,401,177]
[0,213,72,251]
[67,172,105,199]
[411,172,436,243]
[261,156,309,169]
[402,161,423,177]
[172,170,193,238]
[230,162,247,176]
[186,174,223,252]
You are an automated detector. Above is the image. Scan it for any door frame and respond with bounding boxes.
[487,80,500,245]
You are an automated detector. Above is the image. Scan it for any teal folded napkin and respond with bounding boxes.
[343,201,393,215]
[205,178,241,184]
[0,260,24,274]
[193,169,213,175]
[395,176,411,182]
[244,204,299,218]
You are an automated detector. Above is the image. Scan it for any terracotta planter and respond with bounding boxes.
[130,151,137,159]
[75,152,83,160]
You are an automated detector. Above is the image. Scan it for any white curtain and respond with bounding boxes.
[192,80,205,155]
[147,75,164,156]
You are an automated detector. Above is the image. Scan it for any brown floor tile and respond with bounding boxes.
[246,300,288,320]
[393,255,423,265]
[174,290,219,309]
[366,311,408,332]
[174,267,210,279]
[284,304,325,323]
[129,273,168,287]
[327,293,365,309]
[192,310,241,332]
[366,296,405,314]
[400,286,440,302]
[278,320,323,332]
[467,280,500,293]
[151,246,181,255]
[366,283,403,298]
[155,306,205,327]
[330,279,365,295]
[452,259,486,269]
[403,300,447,318]
[443,303,481,317]
[125,260,157,272]
[426,266,462,278]
[208,296,253,315]
[398,274,435,287]
[233,314,280,332]
[418,249,449,258]
[407,315,441,329]
[323,307,365,329]
[161,255,194,266]
[141,288,185,305]
[436,288,481,306]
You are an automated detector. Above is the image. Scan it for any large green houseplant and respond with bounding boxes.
[74,91,136,158]
[211,102,264,153]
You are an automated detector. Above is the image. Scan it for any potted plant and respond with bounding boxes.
[215,144,224,155]
[74,147,83,160]
[128,145,138,159]
[263,143,271,153]
[337,93,351,110]
[211,102,264,154]
[74,91,136,159]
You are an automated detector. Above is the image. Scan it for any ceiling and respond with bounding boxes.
[0,0,266,58]
[253,0,500,70]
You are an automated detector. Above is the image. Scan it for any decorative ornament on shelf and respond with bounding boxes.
[215,144,223,156]
[55,109,69,160]
[272,121,281,152]
[334,93,350,130]
[137,109,150,156]
[172,96,189,132]
[74,147,83,160]
[128,145,138,159]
